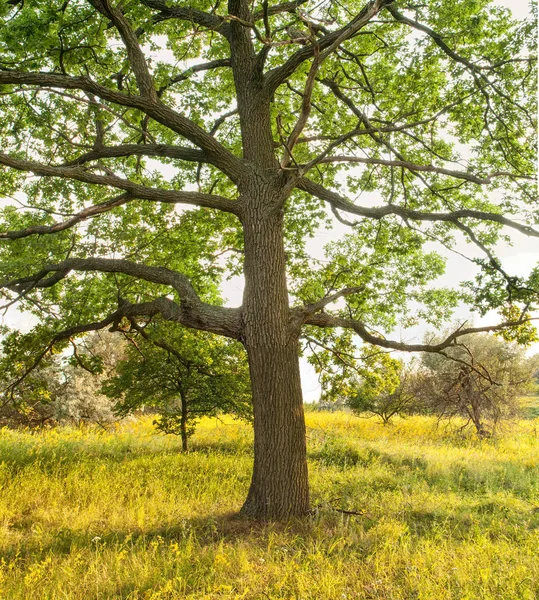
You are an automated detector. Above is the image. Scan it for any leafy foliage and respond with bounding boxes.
[0,0,537,517]
[103,322,251,450]
[0,329,122,427]
[348,358,417,424]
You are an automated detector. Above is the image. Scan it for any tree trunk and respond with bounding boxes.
[180,390,188,452]
[240,196,310,520]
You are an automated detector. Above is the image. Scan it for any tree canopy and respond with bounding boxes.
[0,0,537,519]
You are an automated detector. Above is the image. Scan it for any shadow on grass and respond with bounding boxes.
[310,438,539,498]
[308,437,429,472]
[2,509,319,564]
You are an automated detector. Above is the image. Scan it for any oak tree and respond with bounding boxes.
[0,0,537,518]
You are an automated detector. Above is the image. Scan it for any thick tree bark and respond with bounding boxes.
[241,338,309,519]
[239,189,310,519]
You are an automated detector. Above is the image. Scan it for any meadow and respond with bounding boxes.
[0,408,538,599]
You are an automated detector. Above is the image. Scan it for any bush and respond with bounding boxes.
[349,360,417,424]
[413,333,536,436]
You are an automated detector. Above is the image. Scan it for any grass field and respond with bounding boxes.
[1,407,538,599]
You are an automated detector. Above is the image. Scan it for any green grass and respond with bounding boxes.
[1,410,539,599]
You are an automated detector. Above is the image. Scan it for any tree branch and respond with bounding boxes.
[0,192,134,240]
[297,286,365,319]
[160,59,232,93]
[281,48,321,167]
[1,259,242,339]
[265,0,393,94]
[300,155,533,185]
[62,143,207,167]
[297,178,539,238]
[301,312,538,353]
[0,152,239,214]
[0,70,245,181]
[386,5,535,126]
[139,0,231,38]
[252,0,309,21]
[89,0,157,100]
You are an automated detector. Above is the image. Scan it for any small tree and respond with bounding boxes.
[103,321,251,451]
[55,331,127,425]
[349,358,416,424]
[414,333,536,436]
[0,328,61,427]
[306,335,415,423]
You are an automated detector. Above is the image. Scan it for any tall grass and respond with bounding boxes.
[0,411,538,599]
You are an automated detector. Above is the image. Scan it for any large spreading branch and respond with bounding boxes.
[297,178,539,239]
[1,258,242,339]
[90,0,157,100]
[0,153,239,215]
[0,70,245,181]
[62,144,206,167]
[301,311,537,354]
[264,0,394,94]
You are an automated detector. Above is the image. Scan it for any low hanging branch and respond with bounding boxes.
[0,259,242,339]
[302,311,538,354]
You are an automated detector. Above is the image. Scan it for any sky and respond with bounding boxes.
[1,0,537,403]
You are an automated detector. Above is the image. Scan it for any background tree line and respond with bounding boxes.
[1,324,537,441]
[0,323,251,451]
[314,332,539,436]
